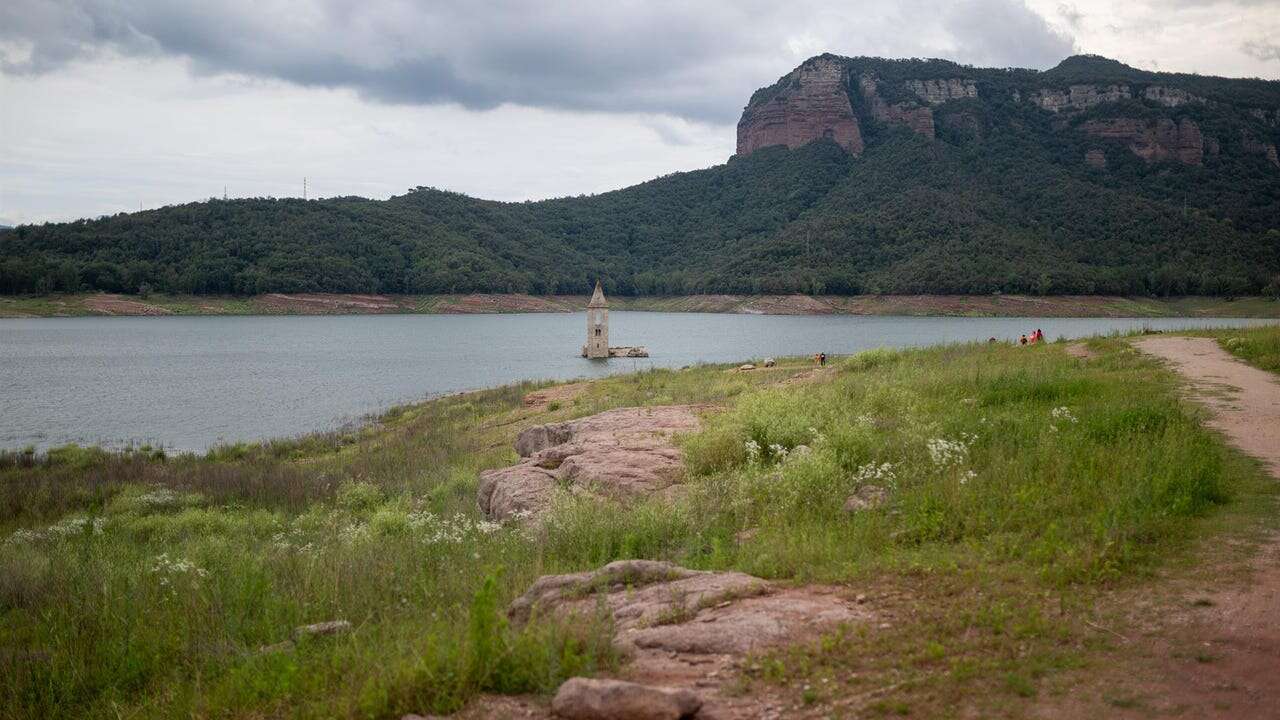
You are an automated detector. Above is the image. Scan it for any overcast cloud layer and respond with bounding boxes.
[2,0,1079,124]
[2,0,1278,224]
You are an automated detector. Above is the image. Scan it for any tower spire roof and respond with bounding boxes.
[588,281,608,308]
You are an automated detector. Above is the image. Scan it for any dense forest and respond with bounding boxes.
[3,54,1280,297]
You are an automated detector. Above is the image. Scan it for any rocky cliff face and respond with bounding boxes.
[736,57,863,156]
[1080,118,1204,166]
[905,78,978,105]
[858,76,936,139]
[1241,131,1280,166]
[735,54,1278,174]
[1030,84,1130,112]
[1029,84,1203,112]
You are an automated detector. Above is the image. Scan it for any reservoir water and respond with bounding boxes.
[1,312,1275,452]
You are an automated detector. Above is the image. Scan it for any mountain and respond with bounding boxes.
[3,53,1280,297]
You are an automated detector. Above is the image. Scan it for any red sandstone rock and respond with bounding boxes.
[1079,117,1203,166]
[735,56,863,156]
[477,406,707,521]
[508,560,865,656]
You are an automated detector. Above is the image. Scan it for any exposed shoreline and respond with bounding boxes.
[2,291,1279,319]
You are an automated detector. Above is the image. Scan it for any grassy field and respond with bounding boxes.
[1214,324,1280,373]
[2,333,1277,718]
[3,292,1280,318]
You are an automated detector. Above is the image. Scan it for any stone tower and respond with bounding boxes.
[584,281,609,359]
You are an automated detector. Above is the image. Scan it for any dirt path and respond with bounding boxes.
[1038,336,1280,718]
[1136,336,1280,477]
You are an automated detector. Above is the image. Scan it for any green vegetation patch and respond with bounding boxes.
[0,340,1273,718]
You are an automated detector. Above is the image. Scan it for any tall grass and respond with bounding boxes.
[0,343,1267,718]
[1215,324,1280,373]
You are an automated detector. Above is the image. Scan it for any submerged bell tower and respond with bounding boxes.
[584,281,609,359]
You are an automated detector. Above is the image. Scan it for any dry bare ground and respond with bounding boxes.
[83,294,173,315]
[1036,337,1280,719]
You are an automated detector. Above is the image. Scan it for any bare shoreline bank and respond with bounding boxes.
[2,291,1279,319]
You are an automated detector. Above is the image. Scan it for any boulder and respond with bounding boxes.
[843,485,888,513]
[508,560,864,656]
[551,677,701,720]
[479,407,707,521]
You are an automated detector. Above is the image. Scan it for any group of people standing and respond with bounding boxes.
[1019,328,1045,346]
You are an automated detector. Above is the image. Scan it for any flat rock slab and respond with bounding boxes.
[478,406,707,521]
[509,560,866,656]
[552,677,701,720]
[433,561,869,720]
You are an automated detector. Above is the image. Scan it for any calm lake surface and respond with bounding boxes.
[2,313,1275,452]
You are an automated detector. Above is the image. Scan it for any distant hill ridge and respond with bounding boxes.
[3,54,1279,297]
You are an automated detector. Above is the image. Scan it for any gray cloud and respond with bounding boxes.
[1057,3,1084,29]
[1,0,1076,123]
[944,0,1077,67]
[1242,39,1280,62]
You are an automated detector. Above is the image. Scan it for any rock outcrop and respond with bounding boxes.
[1079,117,1204,166]
[859,75,935,139]
[477,406,706,521]
[1085,148,1107,169]
[736,56,863,156]
[552,678,701,720]
[1143,85,1202,107]
[509,560,864,656]
[905,78,978,105]
[1241,131,1280,167]
[1031,84,1130,113]
[509,560,867,719]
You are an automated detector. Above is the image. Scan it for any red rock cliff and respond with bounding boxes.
[1080,117,1204,166]
[736,57,863,156]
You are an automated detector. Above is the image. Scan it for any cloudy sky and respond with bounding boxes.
[2,0,1278,226]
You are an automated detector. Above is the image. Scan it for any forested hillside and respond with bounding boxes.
[3,54,1280,297]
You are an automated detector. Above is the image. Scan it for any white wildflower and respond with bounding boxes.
[744,439,761,465]
[1050,406,1078,424]
[960,470,977,486]
[134,487,183,510]
[4,529,41,546]
[338,522,371,545]
[768,443,789,461]
[10,516,108,545]
[149,553,209,588]
[852,462,897,491]
[927,437,971,467]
